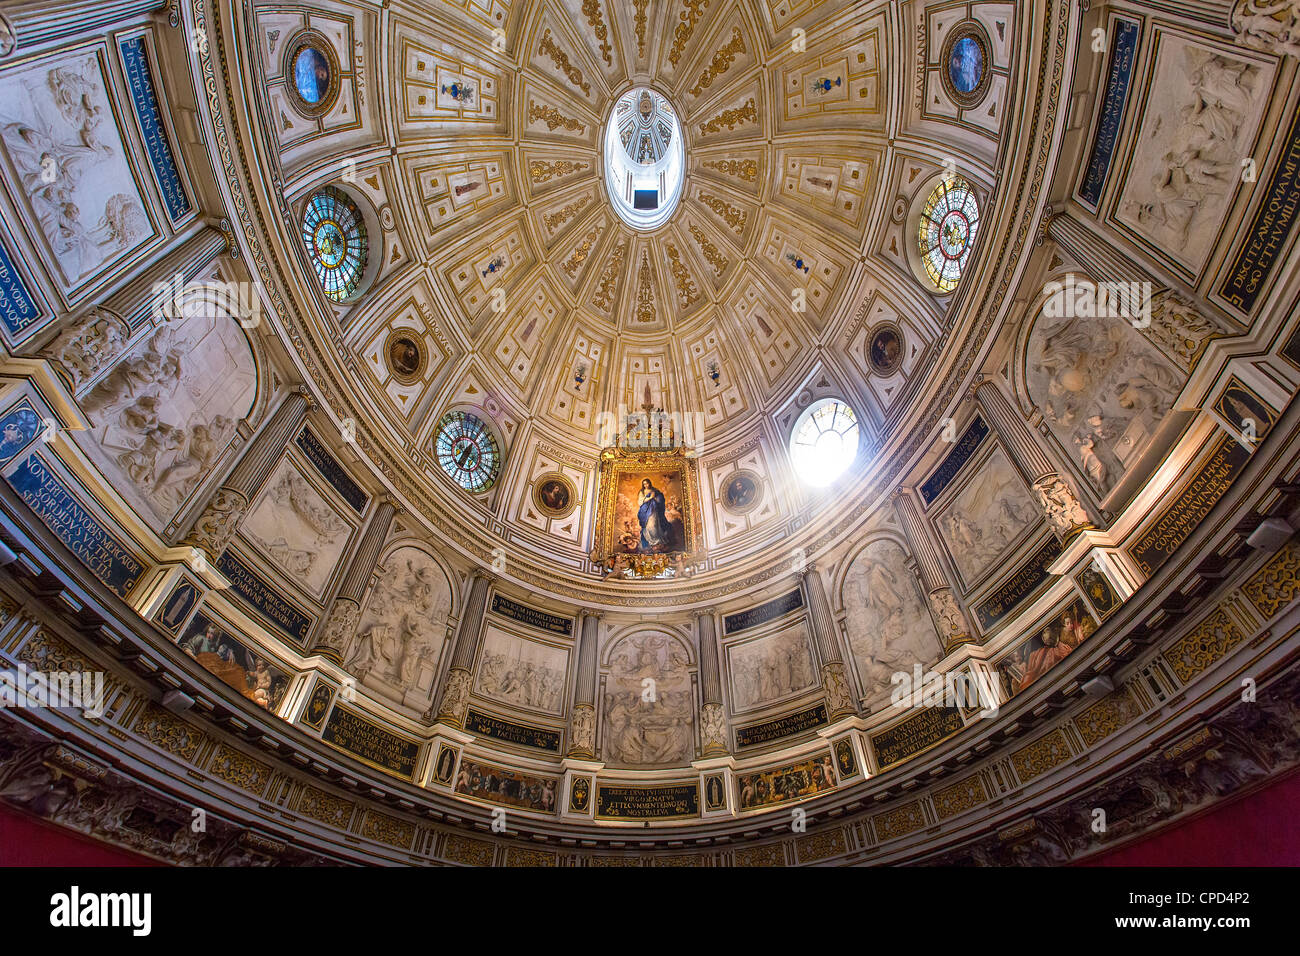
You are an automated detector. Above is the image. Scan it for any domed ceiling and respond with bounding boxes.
[238,0,1011,600]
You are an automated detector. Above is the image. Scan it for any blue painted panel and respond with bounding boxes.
[919,416,989,506]
[215,549,314,646]
[1078,19,1140,208]
[120,37,192,221]
[6,454,145,598]
[0,237,42,338]
[0,400,42,465]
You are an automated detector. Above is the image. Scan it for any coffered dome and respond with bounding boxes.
[238,0,1009,602]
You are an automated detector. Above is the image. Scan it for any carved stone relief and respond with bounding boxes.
[0,51,151,286]
[726,623,817,713]
[474,624,568,715]
[242,459,352,598]
[841,539,943,699]
[935,445,1039,586]
[42,308,129,391]
[1026,307,1185,499]
[79,303,254,529]
[347,545,451,707]
[1116,39,1269,270]
[601,631,695,766]
[1232,0,1300,58]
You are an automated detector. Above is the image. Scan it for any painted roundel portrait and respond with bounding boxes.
[386,332,425,383]
[533,473,576,518]
[721,471,762,514]
[284,32,340,117]
[868,324,905,376]
[940,22,992,108]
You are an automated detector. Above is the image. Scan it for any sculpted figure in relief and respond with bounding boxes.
[729,628,816,711]
[42,308,128,391]
[348,550,451,693]
[1029,306,1184,498]
[1,58,149,281]
[602,633,694,766]
[1124,49,1258,245]
[842,540,944,697]
[79,310,252,524]
[1233,1,1300,57]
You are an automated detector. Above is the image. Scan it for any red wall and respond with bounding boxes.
[1080,770,1300,866]
[0,803,159,866]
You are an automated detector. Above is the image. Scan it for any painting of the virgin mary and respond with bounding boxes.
[610,470,687,555]
[635,478,685,553]
[637,479,669,550]
[597,454,700,568]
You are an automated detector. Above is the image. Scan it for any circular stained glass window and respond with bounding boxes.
[917,176,980,294]
[284,32,339,117]
[789,399,860,488]
[603,88,685,231]
[302,185,368,301]
[434,410,501,493]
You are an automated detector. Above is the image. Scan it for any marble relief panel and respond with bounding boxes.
[840,538,943,700]
[602,631,695,767]
[933,444,1039,589]
[474,624,569,717]
[0,49,153,290]
[347,545,452,702]
[725,622,818,714]
[1115,34,1272,273]
[79,297,255,530]
[1026,304,1184,500]
[241,457,353,599]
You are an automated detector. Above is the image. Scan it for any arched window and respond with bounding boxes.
[301,185,368,301]
[789,399,860,487]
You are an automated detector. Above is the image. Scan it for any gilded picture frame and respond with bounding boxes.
[592,446,703,577]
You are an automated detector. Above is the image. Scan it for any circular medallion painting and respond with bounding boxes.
[385,332,425,384]
[867,324,905,376]
[285,32,340,117]
[533,474,576,518]
[721,471,762,514]
[433,410,501,493]
[940,22,992,108]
